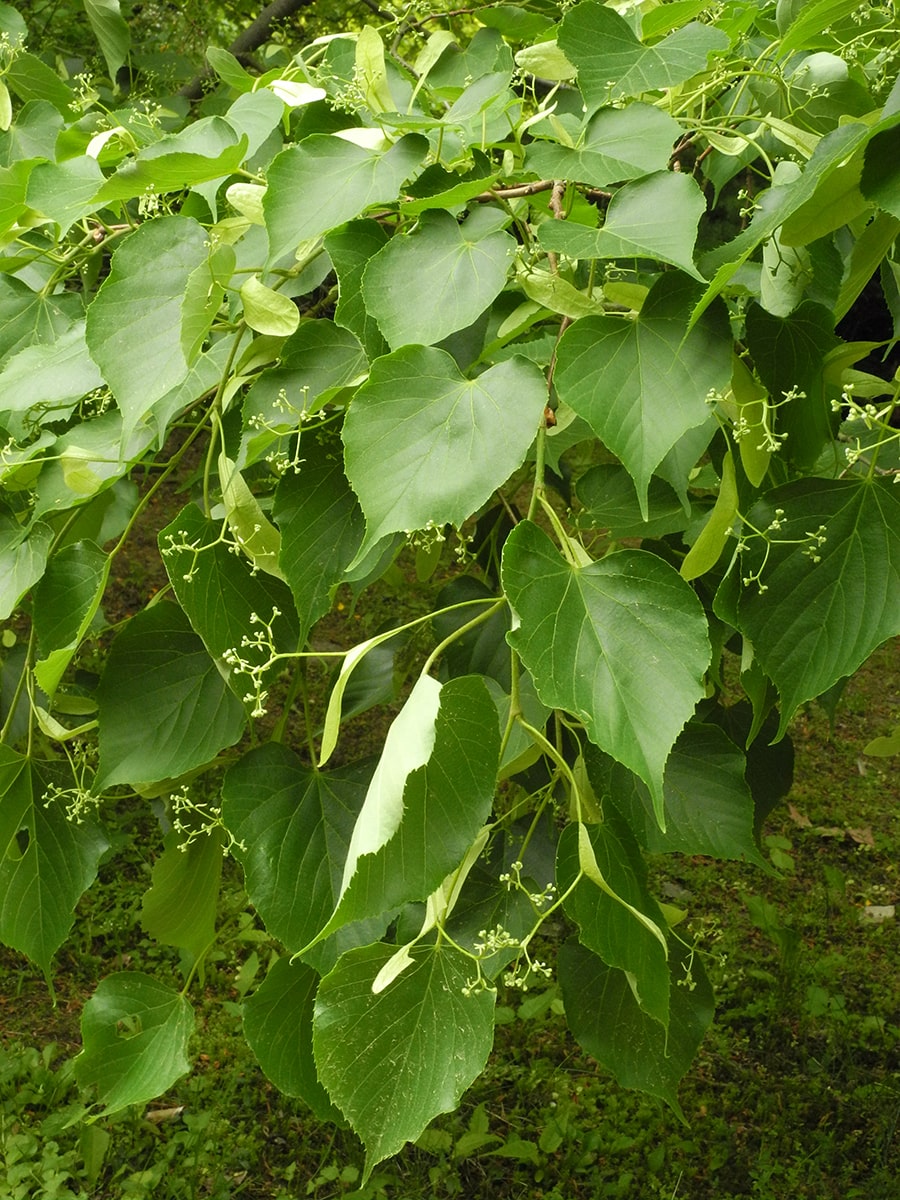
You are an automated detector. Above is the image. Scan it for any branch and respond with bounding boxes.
[178,0,318,100]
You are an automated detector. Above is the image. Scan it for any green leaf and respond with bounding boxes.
[502,521,710,820]
[0,516,53,621]
[159,503,298,681]
[32,540,110,697]
[362,209,513,349]
[240,276,300,337]
[744,301,838,467]
[356,26,395,114]
[554,273,732,515]
[0,274,80,367]
[221,745,386,972]
[0,749,108,975]
[681,449,738,581]
[864,724,900,757]
[593,725,766,865]
[778,0,864,56]
[729,478,900,738]
[558,2,728,106]
[525,104,681,186]
[140,829,222,963]
[243,957,342,1121]
[577,464,690,539]
[539,173,705,279]
[218,453,286,581]
[313,942,495,1175]
[85,217,211,436]
[324,219,389,360]
[273,435,364,643]
[780,154,869,246]
[26,157,105,235]
[559,937,713,1118]
[0,321,103,441]
[93,119,248,205]
[206,45,255,91]
[74,972,194,1116]
[860,117,900,219]
[556,819,670,1027]
[264,134,427,263]
[5,53,73,113]
[342,346,546,555]
[321,675,500,936]
[95,602,246,789]
[83,0,131,80]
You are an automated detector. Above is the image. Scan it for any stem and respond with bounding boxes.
[421,598,506,675]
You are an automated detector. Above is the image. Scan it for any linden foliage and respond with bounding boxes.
[1,0,899,1177]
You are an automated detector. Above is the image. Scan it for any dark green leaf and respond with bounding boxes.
[502,521,710,820]
[140,829,222,963]
[32,540,109,697]
[83,0,131,80]
[0,749,108,975]
[554,274,732,515]
[593,724,767,865]
[559,937,713,1118]
[557,818,670,1026]
[273,436,364,643]
[577,464,690,539]
[324,219,390,360]
[243,957,342,1121]
[728,478,900,737]
[95,602,246,789]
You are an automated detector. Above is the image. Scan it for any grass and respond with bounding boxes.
[1,642,898,1199]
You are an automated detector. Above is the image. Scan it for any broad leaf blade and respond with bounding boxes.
[525,104,681,186]
[85,217,211,436]
[0,749,108,975]
[264,134,427,263]
[557,818,670,1027]
[95,603,246,789]
[362,209,514,349]
[558,2,728,106]
[221,744,385,972]
[313,942,495,1174]
[502,521,710,820]
[540,173,706,279]
[74,972,194,1115]
[553,273,732,515]
[559,938,713,1118]
[342,346,546,556]
[728,478,900,737]
[243,957,342,1121]
[140,829,223,963]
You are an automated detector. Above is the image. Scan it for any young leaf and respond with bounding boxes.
[240,276,300,337]
[218,454,286,581]
[313,942,495,1175]
[75,972,195,1115]
[680,449,738,581]
[502,521,710,822]
[342,346,546,557]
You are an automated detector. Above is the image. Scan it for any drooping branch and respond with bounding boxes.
[178,0,318,100]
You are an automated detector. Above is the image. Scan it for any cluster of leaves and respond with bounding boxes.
[0,0,898,1178]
